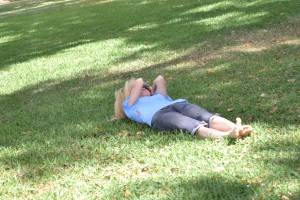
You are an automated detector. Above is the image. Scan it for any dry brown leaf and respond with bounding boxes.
[260,93,267,97]
[141,167,149,172]
[136,131,143,139]
[171,168,179,173]
[280,194,290,200]
[244,42,252,48]
[118,130,130,137]
[248,115,255,122]
[124,187,131,198]
[270,106,278,113]
[288,79,296,83]
[227,108,234,112]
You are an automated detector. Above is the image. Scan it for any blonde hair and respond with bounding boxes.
[114,78,136,119]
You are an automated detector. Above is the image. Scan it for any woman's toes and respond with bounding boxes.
[236,117,242,126]
[239,125,253,137]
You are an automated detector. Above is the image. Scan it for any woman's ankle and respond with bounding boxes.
[229,126,240,138]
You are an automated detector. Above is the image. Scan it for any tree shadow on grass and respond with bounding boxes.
[0,4,299,186]
[0,72,194,182]
[0,36,299,183]
[103,175,258,200]
[1,0,300,69]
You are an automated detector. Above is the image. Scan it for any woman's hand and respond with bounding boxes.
[152,75,167,96]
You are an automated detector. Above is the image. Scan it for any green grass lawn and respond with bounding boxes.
[0,0,299,199]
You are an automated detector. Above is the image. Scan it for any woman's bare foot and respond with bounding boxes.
[238,125,253,138]
[236,118,253,138]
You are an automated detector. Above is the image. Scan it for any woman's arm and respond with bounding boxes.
[152,75,167,96]
[128,78,144,106]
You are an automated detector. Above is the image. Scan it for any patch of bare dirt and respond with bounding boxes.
[223,19,300,53]
[186,19,300,67]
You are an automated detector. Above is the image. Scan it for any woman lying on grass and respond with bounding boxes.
[114,75,252,139]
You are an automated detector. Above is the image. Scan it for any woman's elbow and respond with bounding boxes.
[157,75,164,80]
[136,78,143,82]
[155,75,166,83]
[135,78,144,86]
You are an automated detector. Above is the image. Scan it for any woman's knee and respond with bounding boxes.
[208,115,220,128]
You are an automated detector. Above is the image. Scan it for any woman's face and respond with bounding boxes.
[141,87,151,97]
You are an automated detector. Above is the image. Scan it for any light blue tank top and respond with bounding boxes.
[123,93,186,126]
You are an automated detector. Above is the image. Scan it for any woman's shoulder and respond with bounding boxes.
[122,96,132,107]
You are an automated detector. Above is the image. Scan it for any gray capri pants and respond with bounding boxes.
[151,102,215,135]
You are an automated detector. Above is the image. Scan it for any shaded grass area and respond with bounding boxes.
[0,0,300,199]
[0,0,299,68]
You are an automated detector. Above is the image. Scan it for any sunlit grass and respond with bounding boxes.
[183,1,235,14]
[191,11,268,28]
[0,0,299,199]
